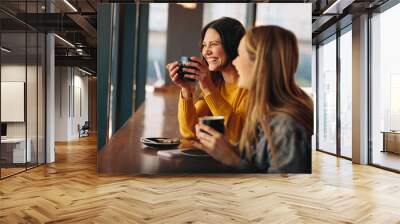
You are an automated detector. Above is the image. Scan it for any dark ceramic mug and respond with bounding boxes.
[199,116,225,134]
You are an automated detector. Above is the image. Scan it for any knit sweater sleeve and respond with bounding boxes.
[237,115,311,173]
[177,91,210,138]
[267,115,312,173]
[203,89,248,143]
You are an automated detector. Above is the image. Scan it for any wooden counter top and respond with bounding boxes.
[97,86,235,174]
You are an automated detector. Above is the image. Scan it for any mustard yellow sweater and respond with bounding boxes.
[178,82,248,144]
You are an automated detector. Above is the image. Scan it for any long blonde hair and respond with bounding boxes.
[239,26,314,167]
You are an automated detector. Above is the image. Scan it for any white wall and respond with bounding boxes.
[1,65,26,133]
[55,67,69,141]
[1,64,46,164]
[72,73,89,137]
[1,65,39,138]
[55,67,89,141]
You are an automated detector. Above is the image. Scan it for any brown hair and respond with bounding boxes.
[200,17,245,87]
[238,26,314,167]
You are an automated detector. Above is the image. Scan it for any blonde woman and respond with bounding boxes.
[192,26,313,173]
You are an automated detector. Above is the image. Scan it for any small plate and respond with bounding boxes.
[181,148,210,158]
[140,137,181,149]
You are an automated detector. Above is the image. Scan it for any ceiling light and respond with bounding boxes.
[78,67,92,76]
[54,34,75,48]
[63,0,78,12]
[1,47,11,53]
[176,3,197,10]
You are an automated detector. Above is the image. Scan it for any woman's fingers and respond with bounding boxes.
[195,124,201,136]
[183,67,199,75]
[190,140,207,151]
[195,124,216,145]
[187,56,207,70]
[195,124,205,142]
[190,56,204,65]
[171,64,180,72]
[183,68,207,83]
[166,61,179,69]
[192,137,214,153]
[186,62,201,70]
[184,74,199,80]
[191,141,217,157]
[171,73,180,82]
[166,61,179,72]
[170,67,180,81]
[197,129,214,142]
[172,66,179,74]
[187,62,208,73]
[197,131,218,151]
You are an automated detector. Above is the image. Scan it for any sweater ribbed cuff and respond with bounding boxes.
[179,91,194,113]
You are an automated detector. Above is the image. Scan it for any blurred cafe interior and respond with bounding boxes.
[0,1,400,222]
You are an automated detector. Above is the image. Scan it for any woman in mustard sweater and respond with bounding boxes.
[166,17,248,144]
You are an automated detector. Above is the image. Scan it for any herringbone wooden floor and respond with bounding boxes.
[0,134,400,224]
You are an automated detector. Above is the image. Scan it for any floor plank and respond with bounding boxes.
[0,134,400,223]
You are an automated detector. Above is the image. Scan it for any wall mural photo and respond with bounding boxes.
[97,3,313,174]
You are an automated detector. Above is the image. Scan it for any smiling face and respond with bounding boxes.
[201,28,227,72]
[233,37,254,89]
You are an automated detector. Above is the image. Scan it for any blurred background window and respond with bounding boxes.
[146,3,169,89]
[256,3,312,93]
[202,3,247,27]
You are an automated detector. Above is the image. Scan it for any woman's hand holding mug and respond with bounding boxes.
[166,61,195,99]
[191,123,241,167]
[183,56,217,96]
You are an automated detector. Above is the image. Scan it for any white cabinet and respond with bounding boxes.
[1,138,32,163]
